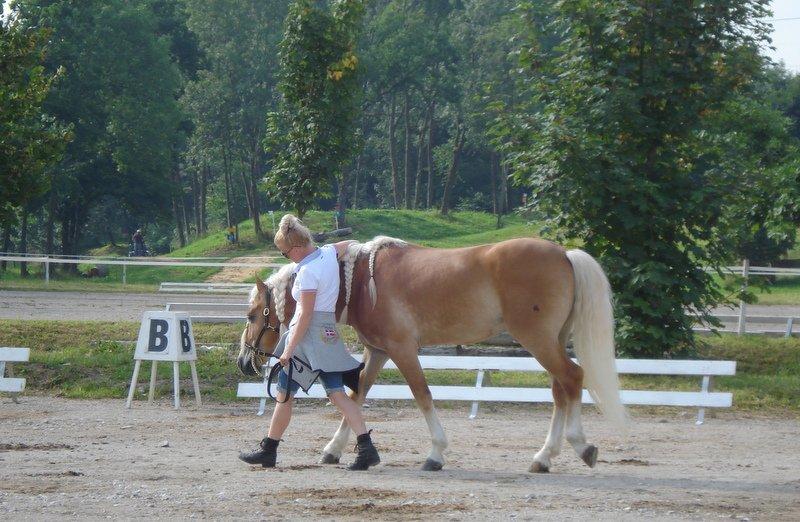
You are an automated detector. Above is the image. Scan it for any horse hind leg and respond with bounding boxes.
[530,380,567,473]
[511,329,595,472]
[320,347,388,464]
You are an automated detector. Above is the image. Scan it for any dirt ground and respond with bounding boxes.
[0,397,798,520]
[205,256,277,283]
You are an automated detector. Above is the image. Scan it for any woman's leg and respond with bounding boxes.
[328,391,367,435]
[268,392,294,439]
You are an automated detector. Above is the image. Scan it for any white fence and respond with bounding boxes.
[237,354,735,424]
[0,254,282,284]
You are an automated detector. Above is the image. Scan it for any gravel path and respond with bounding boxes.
[4,289,800,330]
[0,397,798,520]
[0,290,245,322]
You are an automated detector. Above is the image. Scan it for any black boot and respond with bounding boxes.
[238,437,279,468]
[348,431,380,471]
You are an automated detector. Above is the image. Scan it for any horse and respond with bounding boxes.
[237,235,627,472]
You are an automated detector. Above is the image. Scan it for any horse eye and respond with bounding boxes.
[247,315,255,322]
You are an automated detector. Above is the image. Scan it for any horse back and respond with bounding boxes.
[346,237,575,347]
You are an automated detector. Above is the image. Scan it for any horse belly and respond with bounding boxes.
[412,279,505,346]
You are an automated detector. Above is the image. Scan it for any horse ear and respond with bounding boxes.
[255,274,267,294]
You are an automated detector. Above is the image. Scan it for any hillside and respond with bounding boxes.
[172,209,542,258]
[0,210,544,290]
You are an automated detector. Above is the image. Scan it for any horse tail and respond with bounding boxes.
[566,249,628,429]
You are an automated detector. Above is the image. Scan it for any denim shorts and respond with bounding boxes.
[277,368,344,396]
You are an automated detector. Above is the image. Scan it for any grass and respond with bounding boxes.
[0,210,538,290]
[2,319,798,414]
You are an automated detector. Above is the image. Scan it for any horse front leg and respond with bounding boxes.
[320,347,388,464]
[390,349,448,471]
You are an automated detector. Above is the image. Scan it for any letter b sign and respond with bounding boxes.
[135,312,197,362]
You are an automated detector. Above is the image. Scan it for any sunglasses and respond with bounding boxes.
[281,246,296,258]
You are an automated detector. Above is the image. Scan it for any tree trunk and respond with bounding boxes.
[191,169,201,237]
[201,165,209,234]
[1,224,11,270]
[426,101,435,209]
[249,145,263,238]
[351,152,362,210]
[413,117,426,209]
[19,209,29,277]
[388,95,399,208]
[403,91,411,209]
[439,125,466,216]
[222,147,234,229]
[45,191,56,255]
[181,195,191,239]
[171,166,187,248]
[490,151,498,215]
[499,158,509,214]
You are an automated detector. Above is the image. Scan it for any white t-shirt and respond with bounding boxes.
[291,244,340,315]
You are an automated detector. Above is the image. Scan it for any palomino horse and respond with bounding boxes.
[237,236,626,472]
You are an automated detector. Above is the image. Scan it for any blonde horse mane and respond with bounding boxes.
[250,262,297,324]
[339,235,406,322]
[254,236,407,325]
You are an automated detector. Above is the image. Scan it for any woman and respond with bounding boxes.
[239,214,380,471]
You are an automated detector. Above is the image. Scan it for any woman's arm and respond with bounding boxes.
[333,240,358,259]
[279,290,317,366]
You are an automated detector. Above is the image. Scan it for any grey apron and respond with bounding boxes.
[273,311,361,392]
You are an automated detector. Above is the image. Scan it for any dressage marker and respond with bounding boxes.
[0,347,29,403]
[126,311,202,409]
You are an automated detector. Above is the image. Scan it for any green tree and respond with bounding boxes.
[0,20,69,227]
[184,0,287,238]
[501,0,773,356]
[12,0,182,259]
[266,0,364,217]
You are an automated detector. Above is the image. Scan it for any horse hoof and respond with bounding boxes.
[581,445,598,468]
[319,453,340,464]
[421,459,443,471]
[529,461,549,473]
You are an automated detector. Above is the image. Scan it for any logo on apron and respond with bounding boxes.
[321,326,338,344]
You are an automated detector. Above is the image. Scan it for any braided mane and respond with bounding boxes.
[252,236,406,324]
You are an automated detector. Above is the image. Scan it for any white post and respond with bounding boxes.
[469,369,489,419]
[696,375,712,425]
[189,360,202,407]
[148,361,158,403]
[737,259,749,336]
[45,257,50,284]
[258,364,270,416]
[786,317,794,338]
[126,360,142,409]
[173,361,180,409]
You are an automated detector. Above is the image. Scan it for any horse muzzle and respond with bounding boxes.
[237,355,258,376]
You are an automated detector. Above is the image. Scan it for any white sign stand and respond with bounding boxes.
[126,311,202,409]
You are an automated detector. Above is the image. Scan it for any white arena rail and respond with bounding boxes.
[1,347,30,402]
[160,283,254,294]
[238,355,735,424]
[165,302,248,322]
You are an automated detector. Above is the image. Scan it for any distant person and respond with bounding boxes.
[132,229,145,256]
[226,226,236,244]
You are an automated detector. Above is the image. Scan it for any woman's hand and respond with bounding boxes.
[278,351,292,367]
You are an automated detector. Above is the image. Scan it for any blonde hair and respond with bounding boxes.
[274,214,313,252]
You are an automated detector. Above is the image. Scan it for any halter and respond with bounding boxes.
[244,287,281,376]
